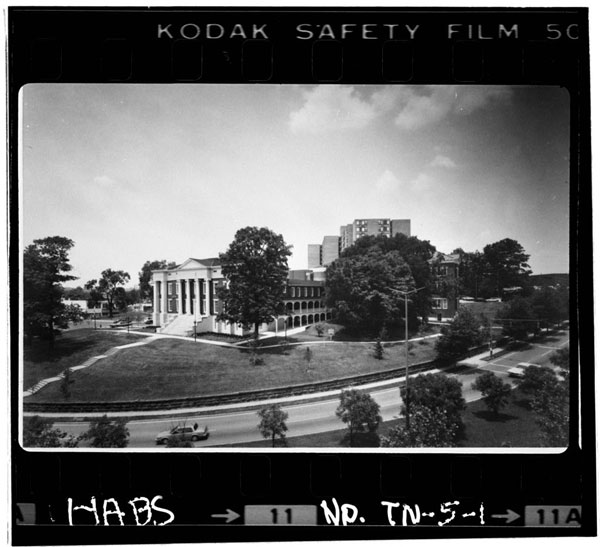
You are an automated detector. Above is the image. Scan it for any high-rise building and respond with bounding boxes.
[391,219,411,238]
[340,218,411,250]
[309,217,411,266]
[340,224,353,250]
[321,236,340,265]
[307,244,322,269]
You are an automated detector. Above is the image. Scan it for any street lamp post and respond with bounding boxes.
[391,286,425,431]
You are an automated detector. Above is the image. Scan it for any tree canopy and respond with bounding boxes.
[85,269,131,317]
[325,247,416,335]
[497,296,536,340]
[335,389,382,447]
[139,260,177,300]
[435,308,483,362]
[454,239,531,299]
[483,238,531,297]
[404,373,466,433]
[333,234,436,325]
[381,405,459,448]
[472,371,512,415]
[217,226,292,339]
[79,415,130,448]
[257,404,289,447]
[23,416,79,448]
[23,236,81,347]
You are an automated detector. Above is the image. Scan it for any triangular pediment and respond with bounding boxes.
[177,258,207,270]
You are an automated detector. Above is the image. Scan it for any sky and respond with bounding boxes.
[20,84,570,288]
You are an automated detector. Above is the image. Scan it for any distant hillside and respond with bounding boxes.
[530,273,569,287]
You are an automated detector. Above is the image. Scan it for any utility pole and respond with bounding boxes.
[391,286,425,431]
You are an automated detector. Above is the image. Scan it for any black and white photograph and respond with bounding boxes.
[19,83,572,451]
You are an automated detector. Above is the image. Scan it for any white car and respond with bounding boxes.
[155,424,209,445]
[507,362,541,378]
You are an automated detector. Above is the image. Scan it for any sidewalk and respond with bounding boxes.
[459,348,505,367]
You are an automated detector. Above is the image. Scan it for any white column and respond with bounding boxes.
[153,279,160,325]
[177,280,183,315]
[161,276,168,319]
[187,279,193,315]
[204,279,210,316]
[153,279,159,312]
[195,278,201,317]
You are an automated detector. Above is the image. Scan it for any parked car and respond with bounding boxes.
[155,424,209,445]
[110,319,132,328]
[508,362,541,378]
[144,318,153,325]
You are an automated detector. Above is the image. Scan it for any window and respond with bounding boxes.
[310,287,314,297]
[433,298,448,310]
[292,287,296,297]
[304,287,308,297]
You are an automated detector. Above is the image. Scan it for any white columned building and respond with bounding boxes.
[151,257,330,337]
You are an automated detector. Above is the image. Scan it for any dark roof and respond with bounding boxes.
[286,279,325,286]
[189,257,222,267]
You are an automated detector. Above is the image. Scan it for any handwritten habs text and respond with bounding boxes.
[67,496,175,526]
[321,498,485,526]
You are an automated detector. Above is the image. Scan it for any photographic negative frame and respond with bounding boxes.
[8,5,595,544]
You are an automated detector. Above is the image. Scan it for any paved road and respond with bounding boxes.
[52,331,569,448]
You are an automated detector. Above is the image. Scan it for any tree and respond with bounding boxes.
[472,371,512,415]
[530,380,569,446]
[217,227,292,340]
[257,404,289,447]
[139,260,177,300]
[518,354,569,446]
[498,296,536,340]
[80,415,130,448]
[304,346,312,371]
[520,365,559,397]
[336,234,436,323]
[482,238,531,297]
[550,346,569,380]
[530,287,564,330]
[63,286,90,300]
[403,373,466,433]
[381,405,459,447]
[60,368,74,400]
[314,323,325,337]
[23,416,79,448]
[335,389,382,447]
[325,247,416,335]
[23,236,81,348]
[85,269,131,318]
[373,337,384,360]
[435,308,483,362]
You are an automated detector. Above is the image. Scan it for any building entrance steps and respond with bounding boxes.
[159,313,197,336]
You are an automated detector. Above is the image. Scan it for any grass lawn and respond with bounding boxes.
[26,333,437,403]
[22,329,142,390]
[459,390,545,448]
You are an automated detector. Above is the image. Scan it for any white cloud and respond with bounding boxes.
[430,154,457,169]
[394,85,513,130]
[290,86,385,133]
[376,169,401,192]
[289,85,513,133]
